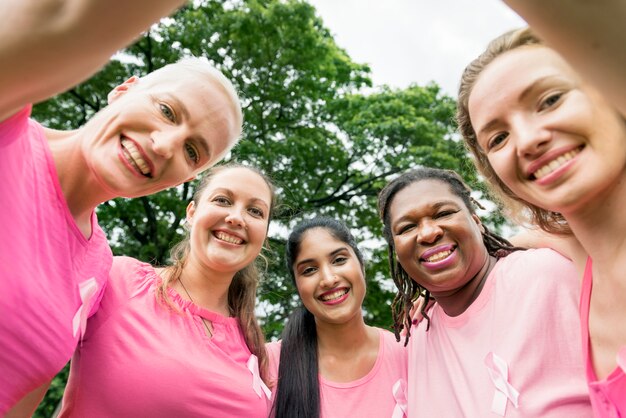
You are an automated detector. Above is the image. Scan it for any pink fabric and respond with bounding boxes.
[267,328,408,418]
[0,107,112,414]
[407,249,592,417]
[581,258,626,417]
[59,256,270,417]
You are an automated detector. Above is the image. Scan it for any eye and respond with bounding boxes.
[539,92,563,111]
[159,103,176,122]
[248,206,265,218]
[300,266,317,276]
[212,196,231,206]
[395,223,415,235]
[333,255,348,265]
[185,143,200,164]
[434,209,458,219]
[487,132,508,150]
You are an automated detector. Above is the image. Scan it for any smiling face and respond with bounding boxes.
[185,167,271,276]
[292,228,366,326]
[468,46,626,216]
[81,64,240,199]
[388,179,488,296]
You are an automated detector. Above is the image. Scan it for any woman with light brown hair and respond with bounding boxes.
[457,27,626,416]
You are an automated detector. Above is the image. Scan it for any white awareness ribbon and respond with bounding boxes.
[247,354,272,400]
[617,347,626,373]
[484,352,519,416]
[391,379,408,418]
[72,277,98,340]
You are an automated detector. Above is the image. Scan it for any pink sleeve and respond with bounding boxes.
[0,105,32,147]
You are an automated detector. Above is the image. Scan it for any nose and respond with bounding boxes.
[319,265,338,288]
[151,128,184,159]
[513,117,551,159]
[417,219,443,244]
[224,207,246,229]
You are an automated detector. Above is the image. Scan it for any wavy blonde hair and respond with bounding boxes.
[456,27,571,235]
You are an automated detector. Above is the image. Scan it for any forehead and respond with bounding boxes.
[203,168,271,202]
[389,180,462,219]
[296,228,347,260]
[468,46,578,120]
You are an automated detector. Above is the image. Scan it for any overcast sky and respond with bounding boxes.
[307,0,525,96]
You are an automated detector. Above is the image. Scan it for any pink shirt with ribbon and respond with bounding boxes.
[59,256,270,417]
[267,328,408,418]
[0,106,112,414]
[406,249,592,417]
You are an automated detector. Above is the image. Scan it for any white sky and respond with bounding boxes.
[307,0,525,96]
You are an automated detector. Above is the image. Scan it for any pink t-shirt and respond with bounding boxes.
[59,256,271,417]
[407,248,592,417]
[0,107,112,413]
[267,328,408,418]
[581,257,626,417]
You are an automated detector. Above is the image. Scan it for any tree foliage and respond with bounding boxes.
[31,0,492,415]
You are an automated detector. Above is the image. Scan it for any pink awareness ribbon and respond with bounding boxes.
[392,378,408,418]
[72,277,98,340]
[247,354,272,400]
[484,352,519,416]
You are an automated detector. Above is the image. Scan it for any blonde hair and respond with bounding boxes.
[156,164,277,383]
[456,27,571,234]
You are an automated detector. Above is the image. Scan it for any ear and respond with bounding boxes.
[185,201,196,225]
[472,214,485,233]
[107,76,140,104]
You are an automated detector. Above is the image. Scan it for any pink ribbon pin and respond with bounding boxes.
[72,277,98,340]
[392,378,408,418]
[247,354,272,400]
[484,352,519,416]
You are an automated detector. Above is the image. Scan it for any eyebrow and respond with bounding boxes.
[393,200,460,224]
[295,247,348,269]
[164,93,211,159]
[209,188,270,209]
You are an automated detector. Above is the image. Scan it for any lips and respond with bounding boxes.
[420,244,455,262]
[213,230,245,245]
[121,138,153,178]
[527,145,583,180]
[318,287,350,305]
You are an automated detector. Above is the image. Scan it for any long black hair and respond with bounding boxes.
[272,217,364,418]
[377,167,522,345]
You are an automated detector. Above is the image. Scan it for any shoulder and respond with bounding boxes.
[108,256,158,297]
[494,248,580,291]
[265,340,282,386]
[379,328,408,361]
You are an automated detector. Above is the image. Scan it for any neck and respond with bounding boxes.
[433,253,496,317]
[46,127,114,235]
[564,177,626,283]
[315,313,372,355]
[174,257,234,316]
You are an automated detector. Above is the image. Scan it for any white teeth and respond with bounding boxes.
[533,149,580,180]
[320,289,349,301]
[121,139,151,176]
[214,231,243,245]
[425,250,452,263]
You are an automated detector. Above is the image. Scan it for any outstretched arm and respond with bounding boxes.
[503,0,626,117]
[0,0,187,121]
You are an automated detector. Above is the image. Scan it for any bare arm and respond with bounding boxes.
[0,0,187,121]
[5,380,51,418]
[503,0,626,117]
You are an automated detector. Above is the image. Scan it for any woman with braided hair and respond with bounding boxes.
[377,167,591,417]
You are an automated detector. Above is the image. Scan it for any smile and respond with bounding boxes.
[214,231,244,245]
[423,249,453,263]
[531,147,582,180]
[121,138,152,178]
[319,288,349,302]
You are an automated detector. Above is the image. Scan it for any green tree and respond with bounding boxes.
[32,1,486,415]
